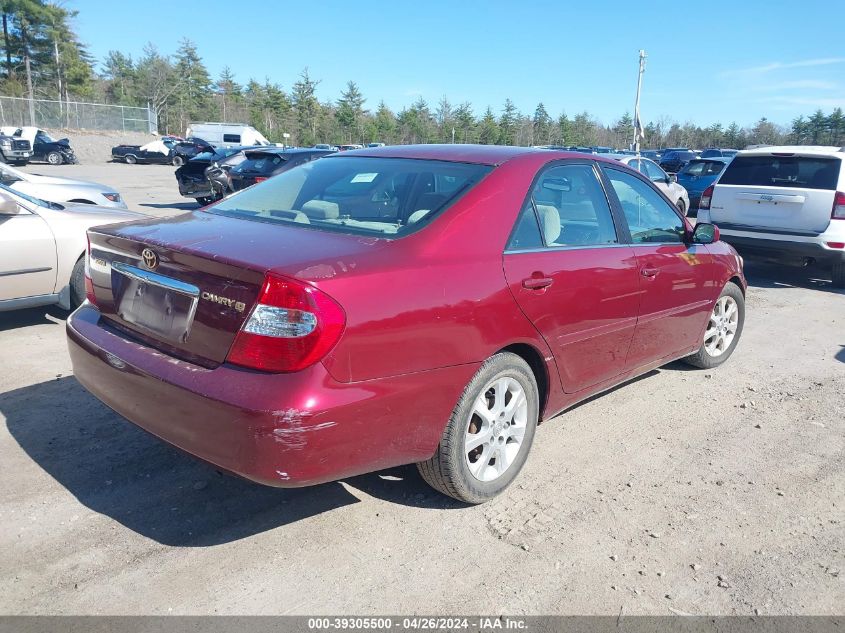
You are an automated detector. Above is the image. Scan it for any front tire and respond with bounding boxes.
[172,154,185,167]
[682,282,745,369]
[47,151,63,165]
[69,257,86,309]
[417,352,539,504]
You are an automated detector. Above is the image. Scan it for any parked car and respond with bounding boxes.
[174,146,256,204]
[0,184,141,312]
[676,157,731,214]
[659,149,696,173]
[185,123,271,148]
[609,154,690,214]
[314,144,339,151]
[641,150,662,161]
[698,145,845,287]
[111,138,177,165]
[1,126,77,165]
[0,162,126,209]
[171,137,214,165]
[338,144,364,151]
[0,131,31,165]
[228,147,333,191]
[700,148,739,158]
[367,142,386,148]
[69,145,745,503]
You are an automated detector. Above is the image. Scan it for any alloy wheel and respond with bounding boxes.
[464,376,528,482]
[704,295,739,357]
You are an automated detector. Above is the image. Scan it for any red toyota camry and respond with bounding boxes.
[67,145,746,503]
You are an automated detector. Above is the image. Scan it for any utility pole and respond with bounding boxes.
[633,49,647,155]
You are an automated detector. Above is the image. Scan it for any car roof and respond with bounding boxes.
[737,145,845,157]
[339,143,570,166]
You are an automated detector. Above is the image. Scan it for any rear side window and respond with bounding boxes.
[223,134,241,143]
[209,156,491,238]
[508,163,617,249]
[719,156,841,190]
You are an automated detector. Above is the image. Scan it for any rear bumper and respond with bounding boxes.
[717,231,845,266]
[67,304,476,487]
[177,179,213,198]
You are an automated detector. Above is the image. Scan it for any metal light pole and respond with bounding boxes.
[633,49,647,155]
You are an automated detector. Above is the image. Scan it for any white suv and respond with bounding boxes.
[698,146,845,287]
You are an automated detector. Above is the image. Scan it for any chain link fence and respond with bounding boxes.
[0,96,156,133]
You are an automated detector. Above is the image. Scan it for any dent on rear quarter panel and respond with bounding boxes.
[317,155,554,384]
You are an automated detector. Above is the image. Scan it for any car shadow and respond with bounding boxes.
[743,261,845,295]
[836,345,845,365]
[2,377,463,547]
[0,305,67,331]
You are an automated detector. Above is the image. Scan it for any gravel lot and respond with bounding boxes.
[0,160,843,616]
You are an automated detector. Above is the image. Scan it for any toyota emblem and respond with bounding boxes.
[141,248,159,270]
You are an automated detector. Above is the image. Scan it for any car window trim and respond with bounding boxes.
[598,163,688,244]
[503,158,625,253]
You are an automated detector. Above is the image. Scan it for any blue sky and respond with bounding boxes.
[70,0,845,128]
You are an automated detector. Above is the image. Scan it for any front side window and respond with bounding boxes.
[209,156,492,238]
[643,160,667,182]
[605,168,685,244]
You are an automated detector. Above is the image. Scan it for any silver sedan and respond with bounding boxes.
[0,183,143,312]
[0,162,127,209]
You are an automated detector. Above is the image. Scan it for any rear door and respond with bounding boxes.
[602,166,717,367]
[503,161,641,393]
[710,153,841,233]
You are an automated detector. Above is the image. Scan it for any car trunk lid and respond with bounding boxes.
[87,210,388,367]
[710,154,840,233]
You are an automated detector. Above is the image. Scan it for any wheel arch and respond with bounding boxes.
[728,275,745,295]
[67,198,96,205]
[496,342,550,421]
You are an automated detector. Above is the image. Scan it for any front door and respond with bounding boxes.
[503,162,641,393]
[602,166,717,368]
[0,202,56,301]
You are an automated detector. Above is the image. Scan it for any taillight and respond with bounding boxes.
[699,184,714,210]
[226,274,345,372]
[832,191,845,219]
[254,176,268,183]
[84,235,97,305]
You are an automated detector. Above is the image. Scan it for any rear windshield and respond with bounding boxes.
[208,156,492,238]
[719,155,841,190]
[680,160,727,177]
[232,153,288,174]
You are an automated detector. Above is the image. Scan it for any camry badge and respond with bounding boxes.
[201,291,246,312]
[141,248,159,270]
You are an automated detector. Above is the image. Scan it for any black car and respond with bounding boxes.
[174,146,256,204]
[700,148,739,158]
[228,148,333,191]
[111,138,177,164]
[171,137,214,165]
[3,128,76,164]
[659,148,696,173]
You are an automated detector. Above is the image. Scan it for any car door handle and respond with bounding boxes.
[641,267,658,278]
[522,276,554,290]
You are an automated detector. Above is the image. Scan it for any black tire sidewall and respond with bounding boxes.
[444,354,539,503]
[125,155,136,164]
[69,257,86,310]
[47,151,63,165]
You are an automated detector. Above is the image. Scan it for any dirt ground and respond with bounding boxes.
[0,159,843,616]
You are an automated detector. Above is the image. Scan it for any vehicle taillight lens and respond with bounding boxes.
[254,176,268,184]
[84,235,97,305]
[226,274,345,372]
[832,191,845,219]
[699,185,714,210]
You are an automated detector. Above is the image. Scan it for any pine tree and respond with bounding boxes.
[336,80,366,143]
[498,99,518,145]
[453,102,474,143]
[291,67,320,146]
[532,102,550,145]
[478,106,498,144]
[172,39,212,133]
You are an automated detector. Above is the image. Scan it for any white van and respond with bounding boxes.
[185,123,271,148]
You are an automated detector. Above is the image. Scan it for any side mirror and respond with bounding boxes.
[692,222,719,244]
[668,174,677,184]
[0,195,20,215]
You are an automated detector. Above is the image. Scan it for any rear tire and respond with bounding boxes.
[417,352,539,504]
[832,262,845,289]
[70,257,86,309]
[172,155,185,167]
[677,199,686,216]
[125,154,137,165]
[47,151,63,165]
[682,282,745,369]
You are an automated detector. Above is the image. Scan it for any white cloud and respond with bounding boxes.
[720,57,845,77]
